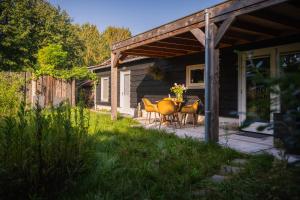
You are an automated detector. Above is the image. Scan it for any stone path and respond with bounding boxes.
[135,118,300,163]
[210,158,248,184]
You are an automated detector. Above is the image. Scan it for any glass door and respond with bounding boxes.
[245,56,271,123]
[239,49,276,135]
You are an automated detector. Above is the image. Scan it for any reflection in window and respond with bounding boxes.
[186,64,205,89]
[190,69,204,83]
[280,52,300,73]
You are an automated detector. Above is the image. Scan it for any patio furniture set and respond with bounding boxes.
[142,97,203,129]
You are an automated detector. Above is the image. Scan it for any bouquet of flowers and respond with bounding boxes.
[170,83,187,101]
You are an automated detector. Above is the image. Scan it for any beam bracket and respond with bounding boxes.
[190,28,206,46]
[214,16,236,48]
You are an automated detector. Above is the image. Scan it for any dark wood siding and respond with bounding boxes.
[94,37,300,118]
[94,51,238,118]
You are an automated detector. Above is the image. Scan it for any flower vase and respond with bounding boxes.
[176,93,183,102]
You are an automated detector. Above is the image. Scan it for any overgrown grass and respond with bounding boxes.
[60,112,300,200]
[0,102,98,199]
[1,109,300,199]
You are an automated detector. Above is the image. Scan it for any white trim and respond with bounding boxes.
[100,76,109,102]
[120,70,131,110]
[186,64,205,89]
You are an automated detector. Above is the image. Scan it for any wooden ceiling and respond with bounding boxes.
[112,0,300,58]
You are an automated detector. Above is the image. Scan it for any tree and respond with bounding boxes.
[0,0,84,71]
[37,44,68,70]
[99,26,132,62]
[76,23,102,66]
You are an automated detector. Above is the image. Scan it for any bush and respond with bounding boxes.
[0,101,97,199]
[0,72,23,116]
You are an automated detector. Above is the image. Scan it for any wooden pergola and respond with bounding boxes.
[110,0,300,142]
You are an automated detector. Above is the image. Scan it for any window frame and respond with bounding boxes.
[100,76,109,102]
[186,64,205,89]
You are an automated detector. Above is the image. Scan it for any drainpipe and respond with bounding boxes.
[204,9,211,142]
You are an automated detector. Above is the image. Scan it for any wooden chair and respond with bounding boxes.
[142,98,158,124]
[180,99,201,127]
[157,100,181,129]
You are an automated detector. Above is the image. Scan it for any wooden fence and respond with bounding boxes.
[21,72,76,107]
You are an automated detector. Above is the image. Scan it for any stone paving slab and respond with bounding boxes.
[210,175,230,183]
[231,158,248,165]
[219,165,242,175]
[135,117,300,163]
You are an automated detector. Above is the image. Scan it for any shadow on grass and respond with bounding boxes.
[62,121,242,200]
[62,113,300,200]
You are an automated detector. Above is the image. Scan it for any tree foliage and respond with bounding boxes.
[37,44,68,70]
[0,0,84,71]
[99,26,132,62]
[76,23,102,66]
[35,44,96,81]
[76,25,132,66]
[0,0,132,80]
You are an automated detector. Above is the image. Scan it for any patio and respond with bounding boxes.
[134,117,300,163]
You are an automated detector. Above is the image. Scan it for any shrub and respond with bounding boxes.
[0,101,97,199]
[0,72,23,116]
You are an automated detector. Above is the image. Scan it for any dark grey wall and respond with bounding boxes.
[94,36,300,118]
[94,48,238,118]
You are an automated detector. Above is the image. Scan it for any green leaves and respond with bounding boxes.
[0,0,84,71]
[37,44,68,70]
[98,26,132,62]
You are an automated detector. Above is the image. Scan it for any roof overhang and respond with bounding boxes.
[111,0,300,58]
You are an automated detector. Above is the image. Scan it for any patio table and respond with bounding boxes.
[156,98,185,128]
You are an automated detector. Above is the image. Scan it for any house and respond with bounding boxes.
[89,0,300,142]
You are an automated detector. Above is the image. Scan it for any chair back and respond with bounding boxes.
[157,100,176,115]
[192,100,199,112]
[142,98,154,112]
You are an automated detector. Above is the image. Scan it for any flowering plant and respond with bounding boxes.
[170,83,187,101]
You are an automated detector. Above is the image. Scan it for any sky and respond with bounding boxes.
[48,0,225,36]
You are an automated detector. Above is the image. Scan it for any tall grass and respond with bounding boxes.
[0,101,97,199]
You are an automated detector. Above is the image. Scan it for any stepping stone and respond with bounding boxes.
[231,158,248,166]
[191,189,206,197]
[219,165,242,175]
[210,174,230,183]
[192,189,214,197]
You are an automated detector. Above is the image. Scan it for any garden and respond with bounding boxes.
[0,80,299,199]
[1,0,300,199]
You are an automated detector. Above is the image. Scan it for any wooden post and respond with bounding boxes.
[31,78,37,106]
[209,23,220,142]
[205,8,220,143]
[71,79,76,106]
[111,52,120,120]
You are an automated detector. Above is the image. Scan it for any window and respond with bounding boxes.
[101,77,109,102]
[186,64,205,89]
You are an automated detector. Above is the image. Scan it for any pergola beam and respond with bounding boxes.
[156,40,202,49]
[246,12,300,31]
[123,51,169,58]
[138,46,191,54]
[190,28,206,46]
[125,49,179,57]
[145,43,200,52]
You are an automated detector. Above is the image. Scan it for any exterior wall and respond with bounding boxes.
[94,49,238,118]
[94,36,300,118]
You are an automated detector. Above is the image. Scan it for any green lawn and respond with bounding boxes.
[62,112,300,200]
